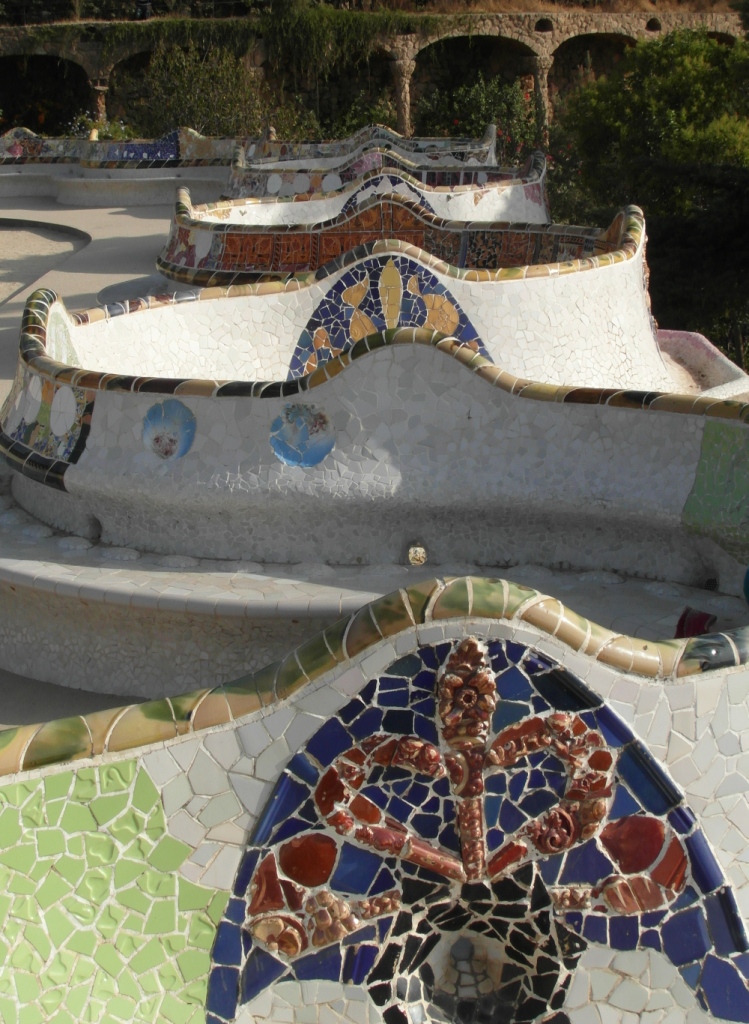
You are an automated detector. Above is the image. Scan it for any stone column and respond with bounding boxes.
[390,58,416,137]
[529,56,554,140]
[91,77,109,123]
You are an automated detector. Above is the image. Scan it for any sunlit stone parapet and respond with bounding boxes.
[0,578,746,1024]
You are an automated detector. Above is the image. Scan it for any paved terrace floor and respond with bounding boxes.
[0,198,746,727]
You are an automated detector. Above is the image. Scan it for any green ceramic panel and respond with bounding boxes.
[682,419,749,560]
[0,759,228,1023]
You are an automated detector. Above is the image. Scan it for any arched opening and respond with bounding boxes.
[0,54,90,136]
[106,51,152,129]
[310,48,397,136]
[646,18,662,32]
[411,35,537,142]
[535,18,554,33]
[549,33,635,104]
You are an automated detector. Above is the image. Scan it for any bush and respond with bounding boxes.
[65,111,138,139]
[327,89,397,138]
[414,74,541,163]
[127,40,319,139]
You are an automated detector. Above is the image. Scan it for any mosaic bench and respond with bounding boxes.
[157,192,623,284]
[0,577,746,1024]
[2,216,748,589]
[178,160,549,254]
[242,123,498,170]
[224,149,536,202]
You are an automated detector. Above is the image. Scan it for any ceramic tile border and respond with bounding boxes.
[0,575,746,779]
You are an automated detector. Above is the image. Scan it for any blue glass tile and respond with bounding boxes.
[529,769,545,789]
[422,796,440,813]
[225,897,246,925]
[485,795,502,828]
[681,964,702,989]
[706,889,749,955]
[380,676,408,690]
[609,916,638,950]
[500,801,527,833]
[642,910,667,926]
[413,670,436,691]
[379,917,393,942]
[497,667,533,701]
[299,798,318,823]
[412,813,440,839]
[520,789,557,817]
[242,930,252,956]
[737,953,749,979]
[344,926,376,945]
[233,850,259,897]
[370,867,395,894]
[306,718,352,766]
[545,771,567,797]
[486,774,506,795]
[673,886,700,911]
[343,944,379,984]
[339,699,364,724]
[583,915,607,943]
[414,714,438,744]
[350,707,383,739]
[523,651,554,675]
[440,825,461,853]
[616,744,682,815]
[412,697,435,717]
[406,782,429,805]
[207,966,240,1019]
[580,711,598,729]
[700,955,749,1022]
[331,843,383,894]
[669,806,697,835]
[240,950,286,1004]
[383,710,414,733]
[662,907,712,965]
[434,642,452,663]
[609,784,642,820]
[505,642,527,664]
[565,912,583,932]
[251,775,309,845]
[641,930,662,951]
[509,772,527,801]
[487,828,504,851]
[272,817,313,843]
[686,832,725,894]
[560,840,613,885]
[287,752,318,786]
[434,776,450,796]
[387,796,411,822]
[594,706,634,747]
[532,667,600,711]
[380,689,409,707]
[492,702,529,732]
[488,642,508,673]
[360,679,376,703]
[294,945,342,982]
[532,696,550,713]
[539,854,564,884]
[418,647,440,670]
[213,921,242,967]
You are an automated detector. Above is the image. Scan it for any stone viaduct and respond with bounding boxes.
[0,8,742,132]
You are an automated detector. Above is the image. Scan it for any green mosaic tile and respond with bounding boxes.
[71,769,97,803]
[90,794,129,826]
[122,912,145,933]
[147,837,190,873]
[158,961,182,990]
[0,996,17,1024]
[187,912,215,949]
[41,950,75,986]
[118,887,151,914]
[163,936,186,955]
[70,956,96,984]
[66,925,97,954]
[107,995,136,1021]
[114,933,143,959]
[369,589,414,637]
[132,771,159,815]
[138,869,175,897]
[0,808,21,846]
[36,872,72,910]
[109,810,145,844]
[96,905,125,940]
[160,993,193,1024]
[14,973,40,1002]
[65,985,90,1017]
[145,901,176,934]
[145,807,166,841]
[36,828,65,858]
[117,971,141,999]
[138,969,163,994]
[76,867,113,905]
[207,892,229,926]
[18,1005,43,1024]
[431,577,471,619]
[66,835,84,857]
[38,988,63,1014]
[10,896,40,924]
[0,845,36,873]
[44,906,75,947]
[2,783,38,807]
[10,945,42,971]
[45,801,64,827]
[113,859,146,888]
[344,605,381,658]
[177,880,212,912]
[176,949,209,983]
[99,763,136,793]
[93,944,124,978]
[91,970,117,1000]
[25,924,51,961]
[84,834,117,866]
[54,855,85,885]
[59,803,97,833]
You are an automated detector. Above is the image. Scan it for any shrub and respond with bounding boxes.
[327,89,398,138]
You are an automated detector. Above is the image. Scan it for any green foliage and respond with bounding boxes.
[414,74,541,163]
[327,89,397,138]
[260,0,439,87]
[557,29,749,215]
[128,40,318,138]
[65,111,137,138]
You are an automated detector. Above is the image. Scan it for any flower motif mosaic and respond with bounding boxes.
[207,637,749,1024]
[142,399,197,460]
[269,404,335,467]
[288,256,489,378]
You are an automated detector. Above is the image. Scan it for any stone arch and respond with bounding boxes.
[105,50,153,127]
[0,53,91,134]
[410,34,538,134]
[549,32,635,104]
